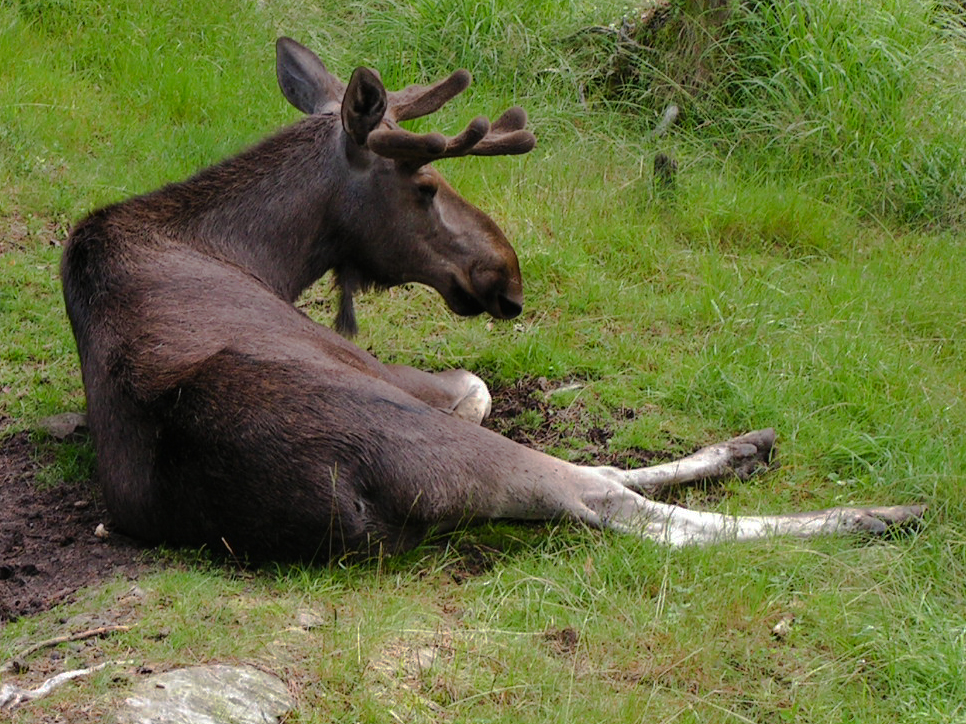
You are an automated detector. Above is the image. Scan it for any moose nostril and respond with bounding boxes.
[496,294,522,319]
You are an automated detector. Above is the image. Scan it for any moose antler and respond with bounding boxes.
[367,106,535,164]
[386,70,472,122]
[354,67,535,164]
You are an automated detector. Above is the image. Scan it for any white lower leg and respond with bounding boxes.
[616,501,926,546]
[571,469,925,546]
[467,429,922,547]
[591,428,777,496]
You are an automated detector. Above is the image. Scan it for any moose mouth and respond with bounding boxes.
[445,281,522,320]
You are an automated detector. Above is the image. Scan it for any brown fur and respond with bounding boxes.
[61,39,531,560]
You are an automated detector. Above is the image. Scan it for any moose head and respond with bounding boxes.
[274,37,535,335]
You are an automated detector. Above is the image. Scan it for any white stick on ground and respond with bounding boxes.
[0,661,130,712]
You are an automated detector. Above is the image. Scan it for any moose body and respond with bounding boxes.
[61,38,922,560]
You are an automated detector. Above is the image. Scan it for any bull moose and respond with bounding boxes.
[60,37,923,560]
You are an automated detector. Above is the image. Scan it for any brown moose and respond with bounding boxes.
[60,38,923,560]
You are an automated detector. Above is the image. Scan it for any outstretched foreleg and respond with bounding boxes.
[590,428,777,497]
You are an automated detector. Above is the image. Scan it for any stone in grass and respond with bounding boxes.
[115,664,294,724]
[37,412,89,441]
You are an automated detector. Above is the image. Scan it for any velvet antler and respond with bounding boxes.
[367,106,535,164]
[385,70,472,122]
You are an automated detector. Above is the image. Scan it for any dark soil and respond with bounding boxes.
[0,423,151,623]
[0,377,676,622]
[484,376,671,469]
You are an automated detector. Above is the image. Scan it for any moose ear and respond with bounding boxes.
[341,67,387,147]
[276,37,344,115]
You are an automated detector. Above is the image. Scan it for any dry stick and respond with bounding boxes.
[0,625,131,674]
[0,661,133,711]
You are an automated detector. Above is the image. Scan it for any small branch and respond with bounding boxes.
[0,625,131,674]
[0,661,131,711]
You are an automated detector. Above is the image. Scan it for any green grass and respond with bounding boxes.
[572,0,966,225]
[3,0,966,721]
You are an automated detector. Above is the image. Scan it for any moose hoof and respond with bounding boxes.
[721,428,778,480]
[852,505,927,536]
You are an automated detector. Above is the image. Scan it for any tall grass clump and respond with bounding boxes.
[575,0,966,225]
[348,0,560,90]
[278,0,592,138]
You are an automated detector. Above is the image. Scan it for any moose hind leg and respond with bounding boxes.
[574,474,926,546]
[574,430,924,545]
[633,501,927,546]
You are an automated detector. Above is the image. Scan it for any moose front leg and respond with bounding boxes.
[383,365,492,423]
[594,428,778,497]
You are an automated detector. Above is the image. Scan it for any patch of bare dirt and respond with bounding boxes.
[483,376,671,468]
[0,212,67,256]
[543,626,581,657]
[483,377,731,511]
[0,422,151,622]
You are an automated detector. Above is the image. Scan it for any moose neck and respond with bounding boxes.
[162,114,352,302]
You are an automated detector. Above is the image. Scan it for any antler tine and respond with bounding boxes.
[466,107,535,156]
[367,110,535,165]
[386,69,472,122]
[444,116,491,155]
[365,116,486,164]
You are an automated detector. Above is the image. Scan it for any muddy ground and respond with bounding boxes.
[0,424,149,622]
[0,378,674,622]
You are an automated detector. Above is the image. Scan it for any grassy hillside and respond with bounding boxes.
[2,0,965,721]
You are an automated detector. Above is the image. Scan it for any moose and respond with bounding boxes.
[60,37,923,560]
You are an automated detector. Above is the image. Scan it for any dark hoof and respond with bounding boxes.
[856,505,927,537]
[726,428,779,480]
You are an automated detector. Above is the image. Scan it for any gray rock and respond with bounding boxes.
[37,412,88,440]
[296,609,325,631]
[115,664,294,724]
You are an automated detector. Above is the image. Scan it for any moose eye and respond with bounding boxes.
[416,181,438,202]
